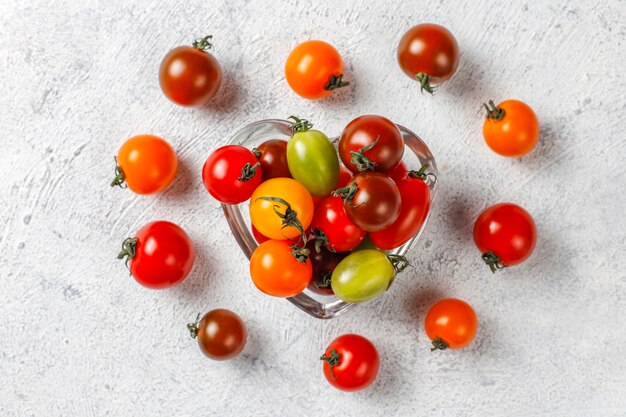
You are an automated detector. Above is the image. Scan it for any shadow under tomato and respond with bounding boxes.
[161,157,196,201]
[201,66,242,114]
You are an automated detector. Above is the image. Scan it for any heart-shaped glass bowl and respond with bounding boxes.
[222,119,438,319]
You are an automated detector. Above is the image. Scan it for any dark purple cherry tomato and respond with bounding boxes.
[305,240,349,295]
[253,139,292,181]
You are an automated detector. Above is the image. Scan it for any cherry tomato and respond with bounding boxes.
[111,135,177,195]
[252,139,291,181]
[159,36,222,106]
[285,40,349,100]
[425,298,477,350]
[250,178,314,240]
[473,203,537,272]
[338,115,404,174]
[187,309,247,360]
[333,172,401,232]
[482,100,539,157]
[202,145,262,204]
[252,224,307,246]
[320,334,379,392]
[286,117,339,197]
[397,24,459,93]
[337,165,353,188]
[310,196,365,252]
[305,240,348,295]
[387,161,408,183]
[118,221,195,289]
[249,240,312,297]
[370,167,431,250]
[331,250,409,303]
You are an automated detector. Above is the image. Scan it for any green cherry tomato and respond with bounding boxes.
[286,116,339,197]
[331,250,407,303]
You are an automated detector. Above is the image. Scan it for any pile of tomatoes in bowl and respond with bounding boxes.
[111,21,541,392]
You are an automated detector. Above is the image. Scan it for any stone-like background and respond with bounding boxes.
[1,0,625,415]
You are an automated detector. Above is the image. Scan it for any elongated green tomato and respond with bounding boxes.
[286,116,339,197]
[331,250,409,303]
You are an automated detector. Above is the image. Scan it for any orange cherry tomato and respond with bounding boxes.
[482,99,539,157]
[249,239,312,297]
[112,135,177,195]
[249,178,314,240]
[424,298,478,350]
[285,40,349,100]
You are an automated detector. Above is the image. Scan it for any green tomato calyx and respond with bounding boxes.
[407,163,437,185]
[192,35,213,51]
[288,116,313,133]
[481,251,506,273]
[387,254,411,273]
[431,337,449,351]
[320,348,341,380]
[238,162,260,182]
[415,72,436,94]
[483,100,505,121]
[313,229,335,253]
[324,74,350,91]
[290,245,310,263]
[117,237,137,272]
[317,272,332,289]
[111,157,127,188]
[332,182,359,205]
[349,137,378,172]
[187,313,201,339]
[256,196,307,245]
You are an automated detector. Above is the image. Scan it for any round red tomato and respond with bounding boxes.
[159,36,222,106]
[338,115,404,174]
[305,240,348,295]
[387,161,408,183]
[202,145,262,204]
[310,196,366,252]
[337,165,353,188]
[370,168,431,250]
[118,221,195,289]
[473,203,537,272]
[425,298,477,350]
[249,239,312,297]
[333,172,401,232]
[320,334,379,392]
[252,139,292,180]
[397,24,459,93]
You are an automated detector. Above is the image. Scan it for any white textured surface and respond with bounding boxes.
[1,0,625,415]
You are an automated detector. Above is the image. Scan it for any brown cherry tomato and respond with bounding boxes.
[188,309,247,360]
[253,139,292,181]
[159,36,222,107]
[397,24,459,93]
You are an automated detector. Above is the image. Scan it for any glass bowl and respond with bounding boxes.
[222,119,438,319]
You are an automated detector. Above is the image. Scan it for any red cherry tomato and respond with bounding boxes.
[338,115,404,174]
[425,298,478,350]
[333,172,401,232]
[118,221,195,289]
[320,334,379,392]
[387,161,408,183]
[253,139,292,181]
[473,203,537,272]
[159,36,222,106]
[337,165,353,188]
[397,23,460,93]
[370,167,431,250]
[202,145,262,204]
[305,240,348,295]
[310,196,366,252]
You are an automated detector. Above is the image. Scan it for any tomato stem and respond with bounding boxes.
[415,72,436,94]
[255,196,307,245]
[288,116,313,133]
[117,237,137,271]
[349,137,378,172]
[251,148,261,159]
[110,157,127,188]
[313,229,334,253]
[387,254,411,273]
[187,313,201,339]
[290,244,310,263]
[320,349,341,380]
[483,100,505,121]
[408,163,437,184]
[332,182,358,204]
[431,337,449,351]
[481,251,506,273]
[324,74,350,91]
[238,162,260,182]
[317,272,332,289]
[192,35,213,51]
